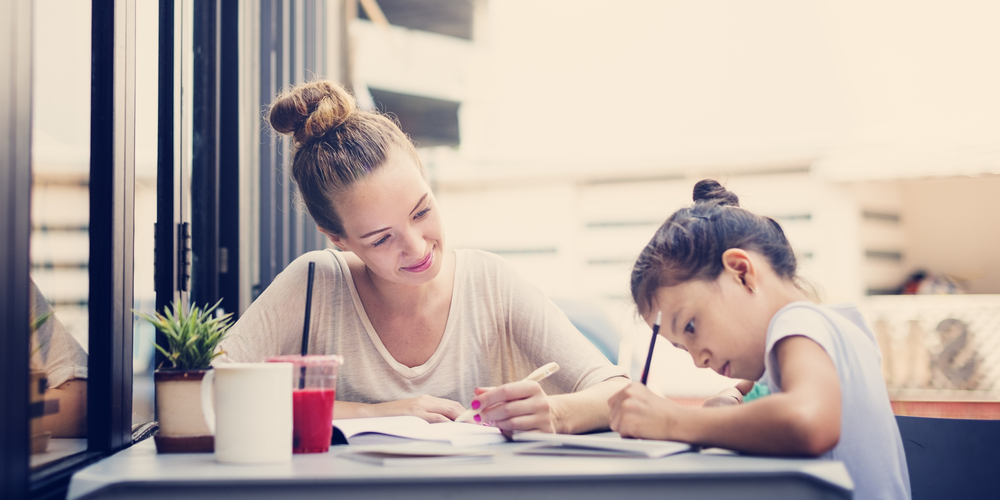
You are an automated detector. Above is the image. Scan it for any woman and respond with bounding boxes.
[219,80,628,434]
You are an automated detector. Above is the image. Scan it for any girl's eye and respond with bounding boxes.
[372,235,390,248]
[414,207,431,219]
[685,319,696,334]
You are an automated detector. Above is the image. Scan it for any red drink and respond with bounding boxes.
[292,388,336,453]
[266,354,342,454]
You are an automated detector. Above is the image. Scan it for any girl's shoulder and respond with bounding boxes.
[767,301,879,356]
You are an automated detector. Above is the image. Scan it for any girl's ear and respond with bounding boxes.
[721,248,758,293]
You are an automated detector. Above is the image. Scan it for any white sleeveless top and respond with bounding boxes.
[218,249,626,406]
[765,301,911,500]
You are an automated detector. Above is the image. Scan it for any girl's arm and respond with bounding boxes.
[610,335,841,456]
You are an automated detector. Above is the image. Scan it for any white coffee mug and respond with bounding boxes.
[201,363,293,464]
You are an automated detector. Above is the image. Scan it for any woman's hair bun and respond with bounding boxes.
[268,81,356,147]
[692,179,739,207]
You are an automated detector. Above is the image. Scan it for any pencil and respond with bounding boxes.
[640,311,661,385]
[455,362,560,423]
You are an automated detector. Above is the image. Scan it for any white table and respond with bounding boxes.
[69,438,853,499]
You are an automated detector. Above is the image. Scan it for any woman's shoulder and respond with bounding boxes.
[455,248,516,271]
[276,249,348,283]
[454,249,522,283]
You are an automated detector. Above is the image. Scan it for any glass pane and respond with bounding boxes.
[29,0,91,468]
[132,0,159,428]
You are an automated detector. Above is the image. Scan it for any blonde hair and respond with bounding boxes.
[268,80,422,237]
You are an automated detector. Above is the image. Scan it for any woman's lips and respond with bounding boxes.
[402,252,433,273]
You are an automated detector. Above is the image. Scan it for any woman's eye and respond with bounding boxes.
[414,207,431,219]
[372,235,390,248]
[685,319,696,334]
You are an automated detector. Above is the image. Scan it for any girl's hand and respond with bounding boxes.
[472,381,557,435]
[373,395,466,423]
[608,381,678,440]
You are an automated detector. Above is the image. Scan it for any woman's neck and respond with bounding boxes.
[362,253,454,315]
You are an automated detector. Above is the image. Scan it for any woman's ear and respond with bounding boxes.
[721,248,757,292]
[319,228,348,252]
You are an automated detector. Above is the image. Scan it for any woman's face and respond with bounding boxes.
[327,150,445,287]
[645,271,770,382]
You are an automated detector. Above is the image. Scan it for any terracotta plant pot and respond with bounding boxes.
[29,370,52,454]
[154,369,214,453]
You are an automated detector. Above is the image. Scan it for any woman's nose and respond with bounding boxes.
[401,226,424,256]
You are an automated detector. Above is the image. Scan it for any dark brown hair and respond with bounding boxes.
[268,80,421,237]
[630,179,799,315]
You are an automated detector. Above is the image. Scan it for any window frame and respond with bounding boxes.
[0,0,137,498]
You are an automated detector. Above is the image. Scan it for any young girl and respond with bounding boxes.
[218,80,628,434]
[608,180,910,500]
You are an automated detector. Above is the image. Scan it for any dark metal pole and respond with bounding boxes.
[0,0,33,497]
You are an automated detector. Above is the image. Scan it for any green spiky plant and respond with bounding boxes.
[29,311,53,365]
[136,299,235,370]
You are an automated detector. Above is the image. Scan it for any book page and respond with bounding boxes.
[339,442,496,466]
[513,431,692,458]
[333,417,505,447]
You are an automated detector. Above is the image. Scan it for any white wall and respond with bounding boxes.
[901,175,1000,294]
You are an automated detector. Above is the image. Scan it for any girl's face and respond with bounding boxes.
[644,265,771,382]
[327,150,445,287]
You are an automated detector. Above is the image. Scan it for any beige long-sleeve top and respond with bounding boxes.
[217,249,626,406]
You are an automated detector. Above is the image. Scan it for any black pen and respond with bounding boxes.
[640,311,661,385]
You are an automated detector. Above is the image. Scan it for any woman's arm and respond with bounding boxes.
[549,376,631,434]
[610,335,841,456]
[474,376,630,435]
[334,396,466,423]
[702,378,756,407]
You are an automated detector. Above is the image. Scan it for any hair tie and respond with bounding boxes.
[691,215,711,221]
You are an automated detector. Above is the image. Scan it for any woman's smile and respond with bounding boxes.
[402,251,434,273]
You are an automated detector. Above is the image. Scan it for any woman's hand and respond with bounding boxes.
[472,380,557,436]
[608,381,679,440]
[371,395,466,423]
[702,386,743,408]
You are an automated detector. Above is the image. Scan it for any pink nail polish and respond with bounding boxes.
[473,414,481,422]
[471,400,481,410]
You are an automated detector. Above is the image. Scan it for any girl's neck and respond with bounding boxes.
[762,277,811,317]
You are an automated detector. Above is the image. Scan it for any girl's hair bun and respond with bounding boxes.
[268,81,356,147]
[692,179,739,207]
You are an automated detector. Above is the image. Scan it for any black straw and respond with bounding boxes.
[640,311,661,385]
[299,262,316,389]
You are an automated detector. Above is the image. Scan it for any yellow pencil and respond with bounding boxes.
[455,362,560,423]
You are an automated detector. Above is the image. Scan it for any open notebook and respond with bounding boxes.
[339,442,496,466]
[332,416,506,447]
[513,431,692,458]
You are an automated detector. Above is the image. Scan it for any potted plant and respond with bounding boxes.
[29,311,53,454]
[136,299,235,453]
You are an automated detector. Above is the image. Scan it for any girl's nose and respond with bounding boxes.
[698,351,711,368]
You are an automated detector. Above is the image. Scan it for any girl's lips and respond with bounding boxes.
[720,362,731,378]
[401,252,433,273]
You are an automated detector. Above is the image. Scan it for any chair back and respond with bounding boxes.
[896,415,1000,499]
